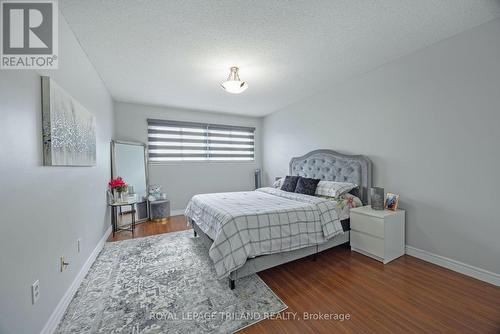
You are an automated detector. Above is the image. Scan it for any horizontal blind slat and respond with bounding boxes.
[149,153,209,158]
[207,133,254,139]
[208,157,254,161]
[149,134,253,142]
[149,150,209,154]
[208,130,254,137]
[148,129,208,136]
[150,147,254,152]
[148,142,253,148]
[148,137,207,144]
[149,134,207,140]
[208,124,255,132]
[149,153,254,158]
[147,119,208,128]
[149,136,252,144]
[150,157,254,162]
[208,153,254,158]
[148,143,208,148]
[150,157,209,162]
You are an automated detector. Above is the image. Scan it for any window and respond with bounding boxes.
[147,119,255,162]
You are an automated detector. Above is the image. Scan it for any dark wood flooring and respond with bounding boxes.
[108,216,500,333]
[107,215,190,242]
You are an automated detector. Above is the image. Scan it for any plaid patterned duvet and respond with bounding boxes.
[185,187,343,278]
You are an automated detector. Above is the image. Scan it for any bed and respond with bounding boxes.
[185,149,372,289]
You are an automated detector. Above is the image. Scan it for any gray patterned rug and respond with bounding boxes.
[56,230,287,334]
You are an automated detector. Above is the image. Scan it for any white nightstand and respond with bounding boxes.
[350,205,405,264]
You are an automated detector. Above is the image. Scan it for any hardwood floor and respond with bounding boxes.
[107,215,190,242]
[108,216,500,333]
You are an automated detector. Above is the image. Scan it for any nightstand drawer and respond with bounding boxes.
[350,212,385,238]
[351,231,384,258]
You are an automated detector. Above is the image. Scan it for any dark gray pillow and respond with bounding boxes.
[295,177,320,196]
[280,176,300,192]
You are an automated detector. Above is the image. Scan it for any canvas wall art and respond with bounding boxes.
[41,76,96,166]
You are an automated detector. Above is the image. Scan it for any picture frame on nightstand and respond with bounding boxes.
[385,192,400,211]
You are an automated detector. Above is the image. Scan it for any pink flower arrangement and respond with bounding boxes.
[108,177,128,193]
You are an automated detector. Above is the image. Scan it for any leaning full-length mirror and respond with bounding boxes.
[111,140,149,221]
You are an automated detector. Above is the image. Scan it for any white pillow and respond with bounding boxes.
[315,181,358,198]
[272,177,285,188]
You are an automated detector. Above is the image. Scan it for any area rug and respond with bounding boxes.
[55,230,287,334]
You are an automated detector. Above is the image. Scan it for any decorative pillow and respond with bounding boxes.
[318,193,362,205]
[315,181,358,198]
[295,177,320,196]
[280,175,300,192]
[272,177,285,188]
[318,193,363,221]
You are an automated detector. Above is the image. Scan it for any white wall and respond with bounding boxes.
[262,19,500,276]
[114,102,262,212]
[0,16,113,334]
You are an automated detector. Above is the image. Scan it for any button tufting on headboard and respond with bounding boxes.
[289,149,372,205]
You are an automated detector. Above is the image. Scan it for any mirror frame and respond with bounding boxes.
[110,140,149,201]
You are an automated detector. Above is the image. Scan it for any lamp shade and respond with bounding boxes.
[221,67,248,94]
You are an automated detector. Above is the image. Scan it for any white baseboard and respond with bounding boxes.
[405,245,500,287]
[171,209,185,216]
[40,226,112,334]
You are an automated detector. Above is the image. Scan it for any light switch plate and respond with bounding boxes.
[32,280,40,304]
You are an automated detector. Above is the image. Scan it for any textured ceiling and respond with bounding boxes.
[60,0,500,116]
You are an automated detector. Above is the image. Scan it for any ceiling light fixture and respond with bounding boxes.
[221,66,248,94]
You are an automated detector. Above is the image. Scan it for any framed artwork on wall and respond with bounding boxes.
[41,76,96,166]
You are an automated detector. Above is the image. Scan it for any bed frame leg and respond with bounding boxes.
[193,230,197,237]
[229,279,235,290]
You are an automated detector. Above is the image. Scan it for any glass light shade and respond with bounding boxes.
[221,67,248,94]
[221,80,248,94]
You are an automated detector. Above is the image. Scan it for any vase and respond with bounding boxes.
[370,187,385,210]
[112,190,120,203]
[120,192,127,202]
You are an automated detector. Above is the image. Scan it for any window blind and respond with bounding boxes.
[147,119,255,162]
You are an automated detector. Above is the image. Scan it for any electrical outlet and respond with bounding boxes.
[31,280,40,305]
[77,239,81,253]
[60,256,69,272]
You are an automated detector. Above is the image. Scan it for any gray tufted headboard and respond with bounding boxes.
[289,149,372,204]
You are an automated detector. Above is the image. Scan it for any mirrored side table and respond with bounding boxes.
[109,200,137,236]
[149,199,170,222]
